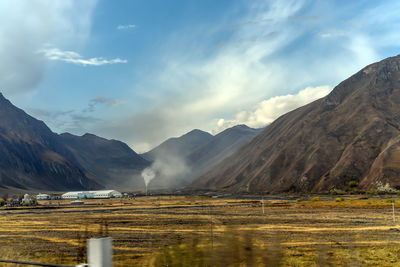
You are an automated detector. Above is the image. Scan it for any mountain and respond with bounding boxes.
[0,93,98,191]
[59,133,150,189]
[190,55,400,193]
[141,129,213,189]
[144,125,261,190]
[141,129,214,161]
[0,93,149,192]
[186,125,262,183]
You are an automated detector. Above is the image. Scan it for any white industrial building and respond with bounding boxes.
[36,193,51,200]
[62,190,123,199]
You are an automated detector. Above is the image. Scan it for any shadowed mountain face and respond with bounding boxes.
[60,133,150,190]
[0,93,149,191]
[0,93,98,191]
[190,55,400,193]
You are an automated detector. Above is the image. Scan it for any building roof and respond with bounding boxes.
[62,190,121,196]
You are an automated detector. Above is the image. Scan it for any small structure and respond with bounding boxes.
[71,200,85,205]
[21,194,33,205]
[36,193,51,200]
[62,190,123,200]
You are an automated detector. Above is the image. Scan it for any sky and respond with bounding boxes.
[1,0,400,152]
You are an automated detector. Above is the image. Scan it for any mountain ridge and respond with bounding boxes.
[0,93,99,191]
[190,55,400,193]
[59,132,150,190]
[146,124,261,190]
[186,124,262,183]
[141,129,214,161]
[0,94,149,191]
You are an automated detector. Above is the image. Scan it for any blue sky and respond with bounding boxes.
[1,0,400,152]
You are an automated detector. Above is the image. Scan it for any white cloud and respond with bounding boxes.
[130,0,397,148]
[84,97,125,113]
[24,0,400,152]
[117,24,136,30]
[95,0,355,150]
[105,0,309,149]
[0,0,98,94]
[213,86,332,133]
[38,47,127,66]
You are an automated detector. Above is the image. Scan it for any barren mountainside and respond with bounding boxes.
[60,133,150,189]
[0,93,98,191]
[190,55,400,193]
[0,93,149,191]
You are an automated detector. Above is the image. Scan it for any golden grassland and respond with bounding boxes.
[1,195,400,266]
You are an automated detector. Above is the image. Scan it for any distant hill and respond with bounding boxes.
[141,129,214,189]
[0,93,149,192]
[190,55,400,193]
[186,125,262,183]
[141,129,213,161]
[60,133,150,190]
[144,125,261,190]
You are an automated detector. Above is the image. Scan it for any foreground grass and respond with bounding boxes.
[1,195,400,266]
[151,232,400,267]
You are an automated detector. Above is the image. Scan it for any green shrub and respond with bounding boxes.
[385,199,395,203]
[328,189,339,195]
[366,189,377,195]
[311,196,320,202]
[335,197,344,202]
[348,181,359,188]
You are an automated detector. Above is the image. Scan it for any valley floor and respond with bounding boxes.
[1,195,400,266]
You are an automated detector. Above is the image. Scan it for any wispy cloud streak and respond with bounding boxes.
[84,97,125,113]
[117,24,136,30]
[38,48,127,66]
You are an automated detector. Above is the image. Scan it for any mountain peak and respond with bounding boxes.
[185,129,211,136]
[0,92,12,105]
[217,124,260,137]
[141,129,213,161]
[362,55,400,78]
[324,55,400,108]
[191,55,400,193]
[82,133,100,139]
[231,124,251,130]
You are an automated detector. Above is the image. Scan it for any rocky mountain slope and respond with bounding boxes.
[60,133,149,190]
[0,93,149,191]
[190,55,400,193]
[0,93,98,191]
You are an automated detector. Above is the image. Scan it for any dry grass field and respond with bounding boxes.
[1,195,400,266]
